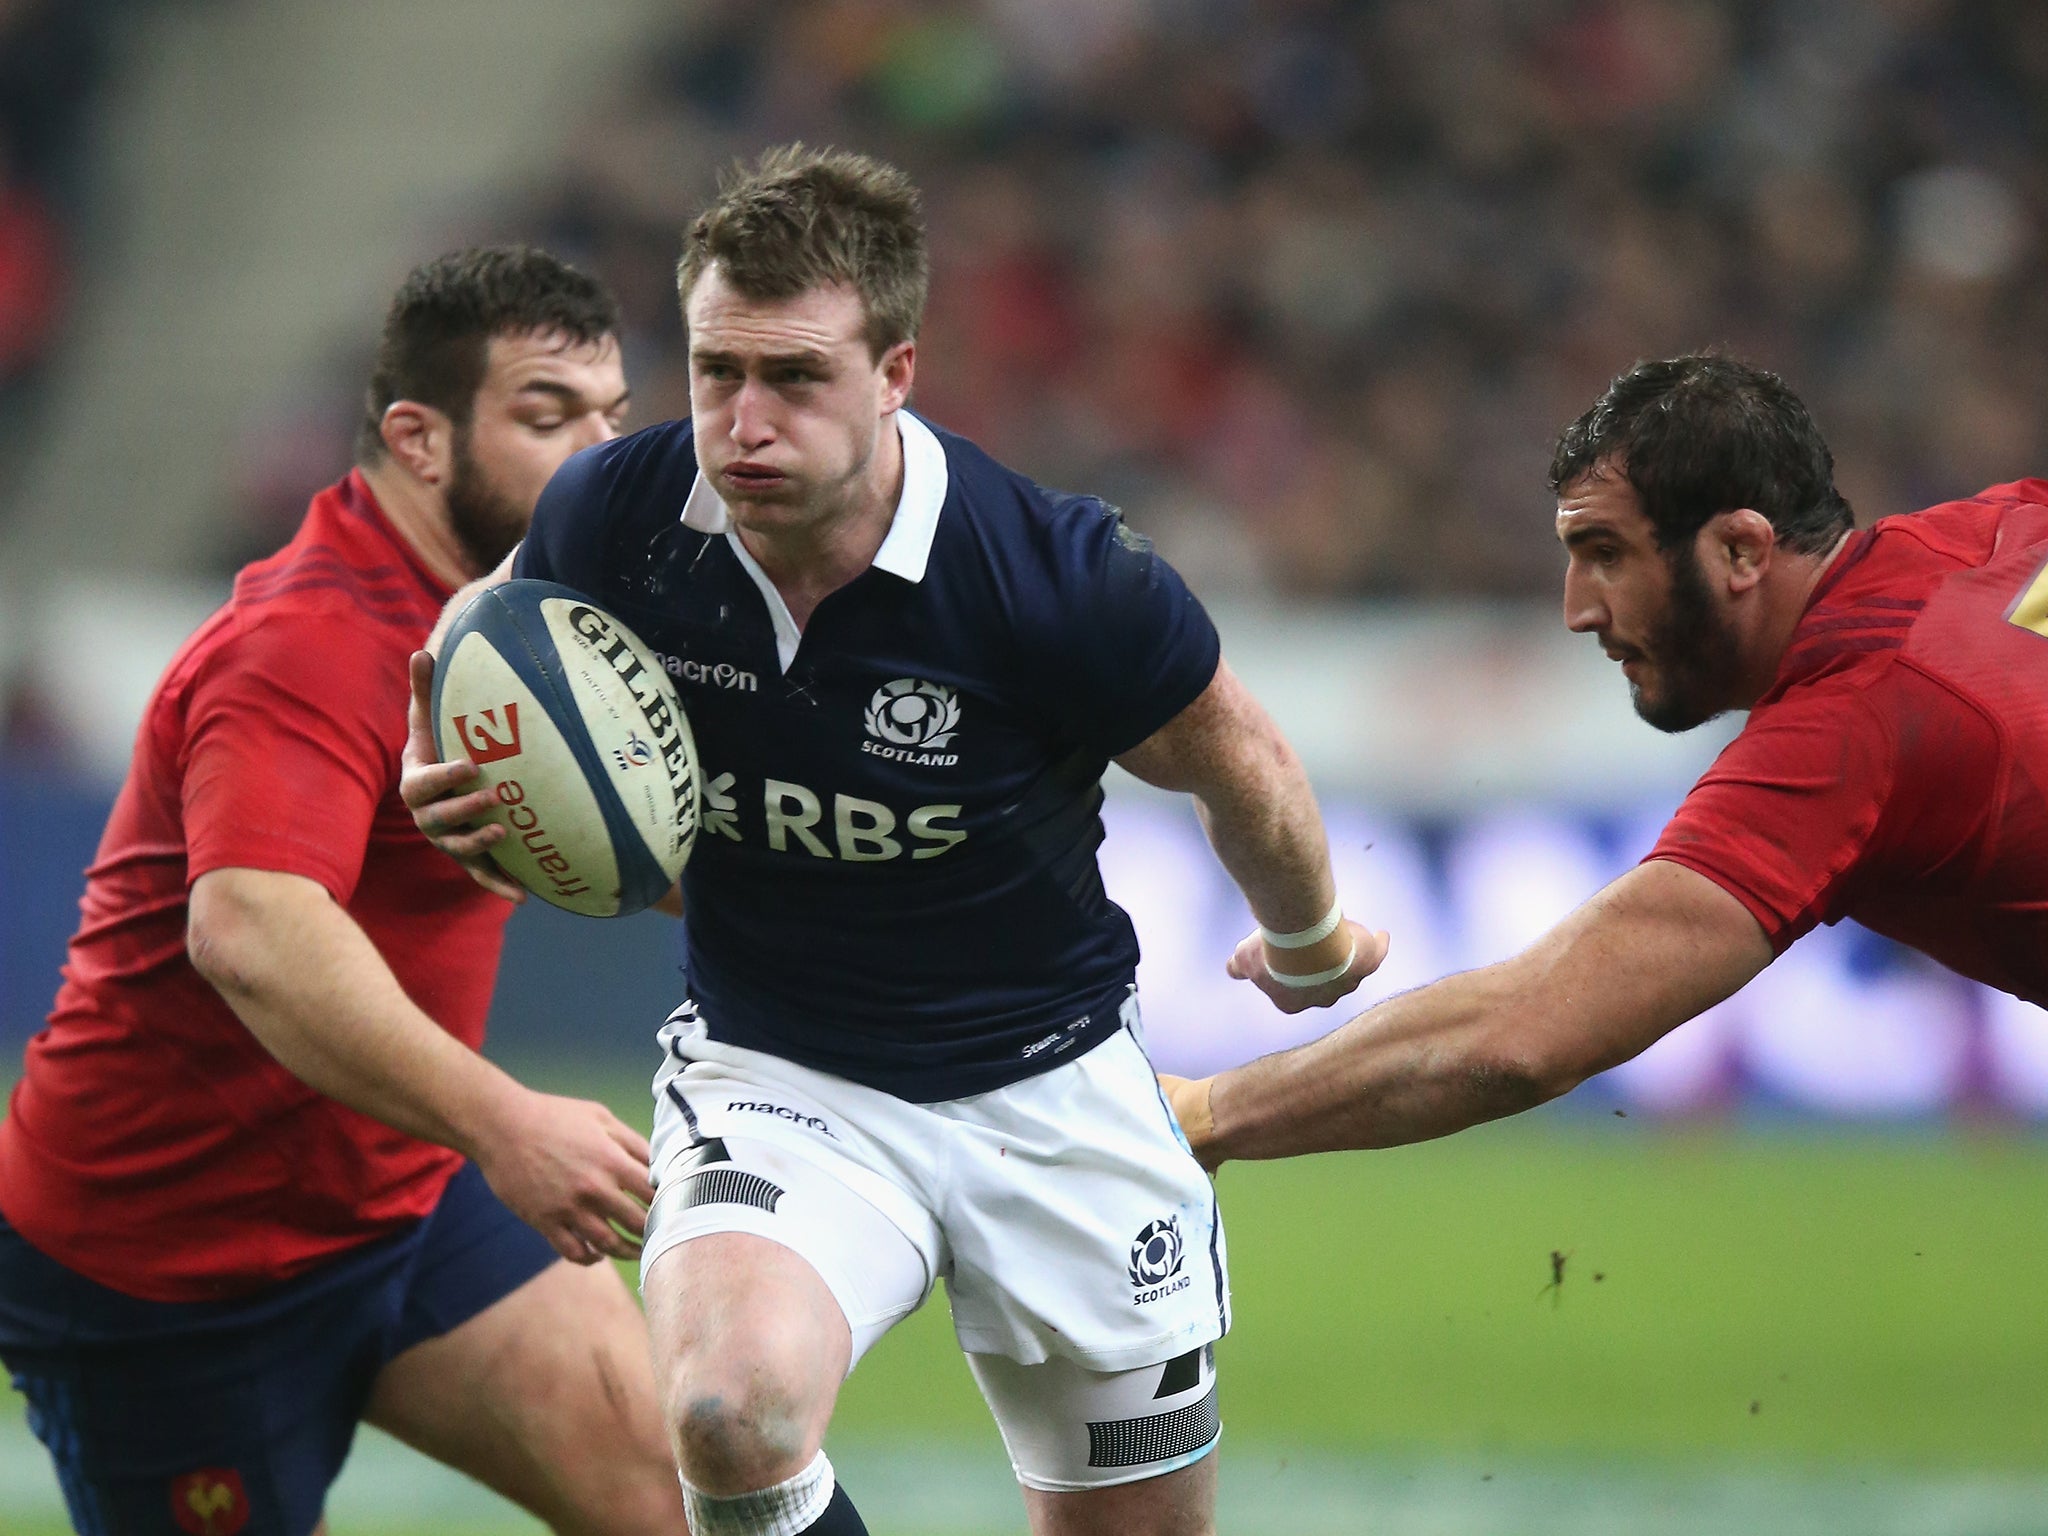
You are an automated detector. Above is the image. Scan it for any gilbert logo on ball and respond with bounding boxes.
[432,580,701,917]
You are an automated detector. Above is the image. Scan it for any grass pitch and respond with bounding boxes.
[9,1092,2048,1533]
[840,1110,2048,1468]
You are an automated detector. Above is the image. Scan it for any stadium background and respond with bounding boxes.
[2,2,2046,1531]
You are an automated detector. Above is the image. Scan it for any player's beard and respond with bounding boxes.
[445,424,530,573]
[1631,542,1744,734]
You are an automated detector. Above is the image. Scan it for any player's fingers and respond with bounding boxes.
[1159,1073,1216,1150]
[1256,978,1317,1015]
[582,1208,642,1258]
[602,1114,654,1167]
[1224,930,1262,980]
[1357,928,1392,976]
[426,818,505,857]
[595,1186,649,1240]
[401,763,486,817]
[460,855,526,903]
[607,1149,657,1209]
[407,651,435,733]
[549,1228,599,1265]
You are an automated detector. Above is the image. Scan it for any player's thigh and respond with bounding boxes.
[364,1256,680,1536]
[1022,1453,1217,1536]
[640,1134,930,1466]
[8,1344,327,1536]
[0,1216,392,1536]
[970,1345,1220,1520]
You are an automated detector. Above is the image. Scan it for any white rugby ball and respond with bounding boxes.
[431,580,700,917]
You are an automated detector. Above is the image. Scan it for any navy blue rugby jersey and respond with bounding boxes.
[515,410,1221,1100]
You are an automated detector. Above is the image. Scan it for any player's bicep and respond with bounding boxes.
[1032,501,1221,757]
[183,623,398,900]
[1113,659,1272,799]
[1508,860,1772,1081]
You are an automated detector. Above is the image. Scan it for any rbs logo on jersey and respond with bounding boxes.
[763,779,965,862]
[699,771,967,863]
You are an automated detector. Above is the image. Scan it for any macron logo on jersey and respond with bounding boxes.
[655,649,759,693]
[862,678,961,767]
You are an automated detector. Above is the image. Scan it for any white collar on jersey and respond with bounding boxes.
[678,407,949,583]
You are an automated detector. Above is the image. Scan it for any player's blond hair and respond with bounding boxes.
[677,144,928,358]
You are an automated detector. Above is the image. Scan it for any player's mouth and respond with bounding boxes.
[1601,642,1647,678]
[720,462,789,493]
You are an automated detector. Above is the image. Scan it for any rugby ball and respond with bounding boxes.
[431,580,700,917]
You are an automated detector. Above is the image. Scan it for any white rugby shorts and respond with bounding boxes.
[642,993,1230,1489]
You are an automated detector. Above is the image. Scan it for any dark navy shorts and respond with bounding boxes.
[0,1161,557,1536]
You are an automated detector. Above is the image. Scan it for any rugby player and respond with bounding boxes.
[0,249,686,1536]
[403,147,1386,1536]
[1161,355,2048,1164]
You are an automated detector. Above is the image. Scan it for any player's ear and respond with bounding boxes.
[877,339,915,414]
[380,400,454,488]
[1715,508,1774,594]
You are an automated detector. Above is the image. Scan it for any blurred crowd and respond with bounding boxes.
[0,0,111,449]
[93,1,2048,598]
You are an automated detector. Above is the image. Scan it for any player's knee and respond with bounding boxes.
[666,1371,817,1494]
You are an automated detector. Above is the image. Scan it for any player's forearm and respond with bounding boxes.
[1197,863,1775,1159]
[187,870,524,1158]
[1192,756,1335,934]
[1204,963,1570,1159]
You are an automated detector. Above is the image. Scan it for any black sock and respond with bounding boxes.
[801,1481,870,1534]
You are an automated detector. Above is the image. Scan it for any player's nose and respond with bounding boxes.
[729,378,777,448]
[573,411,618,450]
[1562,569,1606,634]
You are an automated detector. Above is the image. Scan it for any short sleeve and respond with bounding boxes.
[1027,500,1221,757]
[1647,684,1897,952]
[181,606,409,901]
[514,438,619,591]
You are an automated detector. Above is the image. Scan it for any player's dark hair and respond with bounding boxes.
[1549,355,1854,555]
[677,143,928,358]
[356,246,619,463]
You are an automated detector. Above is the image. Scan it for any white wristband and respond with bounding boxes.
[1266,938,1358,989]
[1259,898,1343,950]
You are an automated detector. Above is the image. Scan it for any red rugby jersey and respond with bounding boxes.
[0,471,511,1301]
[1650,479,2048,1004]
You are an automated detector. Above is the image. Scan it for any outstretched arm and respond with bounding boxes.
[1166,858,1771,1161]
[1116,659,1389,1013]
[188,866,654,1262]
